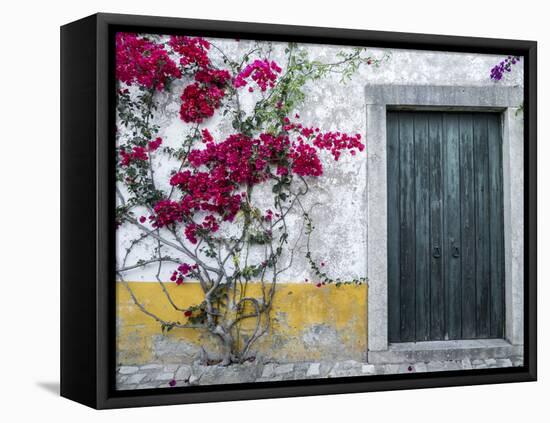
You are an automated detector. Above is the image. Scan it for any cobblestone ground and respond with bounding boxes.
[116,355,524,390]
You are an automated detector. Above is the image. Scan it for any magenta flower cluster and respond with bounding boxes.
[179,83,226,123]
[119,138,162,167]
[115,33,366,273]
[120,145,148,167]
[168,36,211,69]
[154,121,363,244]
[179,59,232,123]
[115,33,181,91]
[170,262,198,285]
[233,59,282,92]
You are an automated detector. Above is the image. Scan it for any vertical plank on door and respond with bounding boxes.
[443,113,462,340]
[414,114,430,340]
[399,113,416,342]
[459,114,477,339]
[387,112,401,342]
[428,113,444,340]
[487,114,505,337]
[473,115,491,338]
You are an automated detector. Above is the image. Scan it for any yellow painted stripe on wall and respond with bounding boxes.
[117,282,367,365]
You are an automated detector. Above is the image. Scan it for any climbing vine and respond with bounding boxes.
[490,55,521,81]
[115,33,384,365]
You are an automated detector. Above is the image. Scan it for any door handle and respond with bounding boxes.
[433,246,441,258]
[452,245,460,258]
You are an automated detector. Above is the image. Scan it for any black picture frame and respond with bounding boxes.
[60,12,537,409]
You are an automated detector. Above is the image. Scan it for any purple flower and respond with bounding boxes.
[490,56,521,81]
[169,379,176,387]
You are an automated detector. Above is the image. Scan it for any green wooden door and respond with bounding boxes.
[387,111,504,342]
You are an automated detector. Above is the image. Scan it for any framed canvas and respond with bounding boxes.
[60,13,537,409]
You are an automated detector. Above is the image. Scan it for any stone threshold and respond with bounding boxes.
[368,339,523,364]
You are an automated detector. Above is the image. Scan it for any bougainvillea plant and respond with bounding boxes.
[115,33,384,365]
[489,55,523,114]
[490,55,521,81]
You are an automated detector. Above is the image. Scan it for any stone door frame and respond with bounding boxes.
[365,84,524,361]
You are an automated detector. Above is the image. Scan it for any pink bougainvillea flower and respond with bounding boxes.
[147,137,163,152]
[170,263,202,286]
[202,215,220,232]
[168,36,211,68]
[179,82,226,123]
[195,68,231,88]
[168,379,177,387]
[171,271,184,285]
[139,216,146,223]
[120,145,148,167]
[201,128,214,143]
[233,59,282,91]
[311,131,364,161]
[171,262,199,285]
[281,117,365,173]
[161,130,302,246]
[289,142,323,177]
[115,33,181,91]
[177,263,193,275]
[276,166,289,176]
[184,223,199,244]
[150,199,184,228]
[177,58,231,124]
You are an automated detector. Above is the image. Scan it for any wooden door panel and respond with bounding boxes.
[387,111,505,342]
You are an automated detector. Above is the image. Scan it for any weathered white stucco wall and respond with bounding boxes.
[116,36,523,286]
